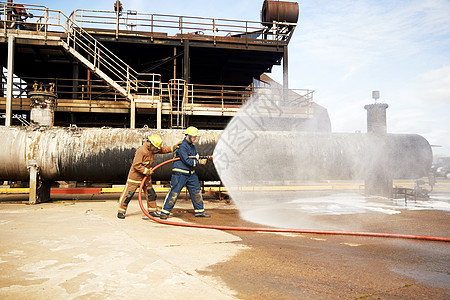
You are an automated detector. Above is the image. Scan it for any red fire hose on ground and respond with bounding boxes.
[138,157,450,242]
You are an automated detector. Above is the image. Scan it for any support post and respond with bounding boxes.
[5,35,15,126]
[173,47,177,80]
[130,98,136,128]
[282,45,288,100]
[156,100,162,129]
[28,162,39,205]
[72,62,79,100]
[27,160,51,204]
[183,40,190,84]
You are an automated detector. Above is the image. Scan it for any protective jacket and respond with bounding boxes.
[127,141,173,185]
[172,138,198,174]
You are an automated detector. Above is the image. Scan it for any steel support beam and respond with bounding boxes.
[184,40,190,83]
[157,100,162,129]
[72,62,79,100]
[5,35,15,126]
[130,98,136,128]
[283,45,288,91]
[173,47,177,80]
[27,160,50,204]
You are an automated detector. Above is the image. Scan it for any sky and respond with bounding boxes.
[25,0,450,156]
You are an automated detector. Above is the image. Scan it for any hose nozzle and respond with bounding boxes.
[198,155,213,160]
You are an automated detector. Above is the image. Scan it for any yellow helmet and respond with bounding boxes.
[184,126,199,136]
[147,134,162,149]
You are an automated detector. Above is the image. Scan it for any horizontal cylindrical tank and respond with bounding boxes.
[0,127,219,182]
[261,0,299,24]
[0,127,432,182]
[213,131,432,183]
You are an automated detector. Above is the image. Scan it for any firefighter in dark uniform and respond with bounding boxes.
[117,134,181,219]
[160,126,210,219]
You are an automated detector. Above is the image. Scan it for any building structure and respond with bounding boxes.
[0,0,329,131]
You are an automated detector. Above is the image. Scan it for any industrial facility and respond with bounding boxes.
[0,0,435,204]
[0,0,329,130]
[0,2,449,299]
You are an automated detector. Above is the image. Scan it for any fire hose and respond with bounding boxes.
[138,156,450,242]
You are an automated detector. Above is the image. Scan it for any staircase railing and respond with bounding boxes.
[0,2,139,100]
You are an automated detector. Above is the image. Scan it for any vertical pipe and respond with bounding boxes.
[5,35,14,126]
[130,98,136,128]
[0,65,4,97]
[157,100,162,129]
[116,2,119,40]
[183,40,190,84]
[364,103,392,197]
[283,45,289,89]
[282,45,288,100]
[173,47,177,80]
[72,62,79,100]
[87,69,91,100]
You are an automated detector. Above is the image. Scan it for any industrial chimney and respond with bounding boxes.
[364,91,393,198]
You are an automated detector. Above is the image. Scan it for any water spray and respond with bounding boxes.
[137,157,450,243]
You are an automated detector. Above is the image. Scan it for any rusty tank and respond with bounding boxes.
[261,0,300,24]
[0,126,220,182]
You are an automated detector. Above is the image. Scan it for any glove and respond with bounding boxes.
[174,140,183,150]
[199,159,208,165]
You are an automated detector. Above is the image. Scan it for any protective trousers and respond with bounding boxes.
[161,172,205,216]
[118,180,157,214]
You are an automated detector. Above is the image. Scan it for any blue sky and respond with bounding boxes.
[26,0,450,156]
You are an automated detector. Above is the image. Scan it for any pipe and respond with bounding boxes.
[137,158,450,243]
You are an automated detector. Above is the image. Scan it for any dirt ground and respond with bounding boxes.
[188,208,450,299]
[0,194,449,299]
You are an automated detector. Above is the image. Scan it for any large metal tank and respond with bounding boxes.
[261,0,299,24]
[0,127,220,182]
[214,131,432,182]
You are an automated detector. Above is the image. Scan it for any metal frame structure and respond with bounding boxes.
[0,2,310,130]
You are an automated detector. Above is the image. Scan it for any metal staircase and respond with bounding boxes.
[61,17,138,102]
[1,2,140,102]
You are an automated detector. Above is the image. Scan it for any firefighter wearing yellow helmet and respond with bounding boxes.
[117,134,182,219]
[160,126,210,219]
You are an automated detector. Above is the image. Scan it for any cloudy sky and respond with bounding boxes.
[29,0,450,155]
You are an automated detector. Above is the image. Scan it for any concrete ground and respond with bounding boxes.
[0,189,449,299]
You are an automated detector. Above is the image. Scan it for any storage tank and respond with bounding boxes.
[261,0,299,24]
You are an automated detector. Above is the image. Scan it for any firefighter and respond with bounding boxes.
[117,134,181,219]
[160,126,210,219]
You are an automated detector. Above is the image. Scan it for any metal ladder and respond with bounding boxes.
[168,79,187,129]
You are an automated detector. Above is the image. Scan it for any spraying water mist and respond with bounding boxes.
[213,88,433,230]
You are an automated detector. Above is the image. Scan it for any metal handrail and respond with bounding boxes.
[0,2,143,100]
[73,9,295,41]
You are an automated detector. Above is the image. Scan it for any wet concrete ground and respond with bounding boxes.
[0,186,449,299]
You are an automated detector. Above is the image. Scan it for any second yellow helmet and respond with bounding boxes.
[184,126,199,136]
